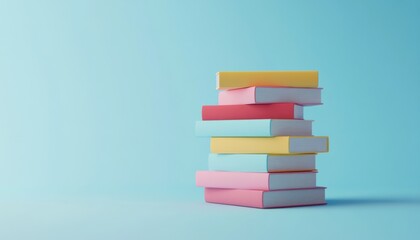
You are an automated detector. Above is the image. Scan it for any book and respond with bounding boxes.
[219,87,322,105]
[196,119,312,137]
[216,71,318,90]
[211,136,329,154]
[204,187,326,208]
[209,153,316,172]
[202,103,303,120]
[196,171,316,190]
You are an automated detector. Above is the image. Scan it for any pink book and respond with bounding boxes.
[218,87,322,106]
[196,171,316,190]
[202,103,303,120]
[205,187,326,208]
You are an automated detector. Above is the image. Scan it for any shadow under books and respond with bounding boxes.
[327,197,420,207]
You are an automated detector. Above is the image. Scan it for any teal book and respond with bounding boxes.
[195,119,312,137]
[208,154,316,172]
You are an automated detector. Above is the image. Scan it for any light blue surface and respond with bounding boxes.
[1,0,420,239]
[196,119,273,136]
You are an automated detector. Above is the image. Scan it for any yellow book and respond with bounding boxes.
[216,71,318,90]
[211,136,329,154]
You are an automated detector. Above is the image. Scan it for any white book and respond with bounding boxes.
[196,119,313,137]
[209,154,316,172]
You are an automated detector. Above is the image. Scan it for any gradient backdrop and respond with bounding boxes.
[1,0,420,239]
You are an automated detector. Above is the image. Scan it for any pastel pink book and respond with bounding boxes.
[202,103,303,120]
[196,171,316,190]
[205,187,326,208]
[218,87,322,105]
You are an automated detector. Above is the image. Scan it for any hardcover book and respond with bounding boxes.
[208,153,316,172]
[205,187,326,208]
[211,136,329,154]
[219,87,322,105]
[196,171,317,190]
[216,71,318,90]
[196,119,312,137]
[202,103,303,120]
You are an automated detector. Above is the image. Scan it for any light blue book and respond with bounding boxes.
[195,119,312,137]
[208,153,316,172]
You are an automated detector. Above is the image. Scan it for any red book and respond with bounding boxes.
[202,103,303,120]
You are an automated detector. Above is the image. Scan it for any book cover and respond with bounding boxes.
[219,86,322,105]
[205,187,326,208]
[202,103,303,120]
[196,171,317,190]
[195,119,312,137]
[217,71,318,90]
[208,153,316,172]
[210,136,329,154]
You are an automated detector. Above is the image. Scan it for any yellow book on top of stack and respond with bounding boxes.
[216,71,318,90]
[210,136,329,154]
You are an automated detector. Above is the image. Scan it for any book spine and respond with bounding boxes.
[202,103,298,120]
[206,188,326,209]
[217,71,318,90]
[205,188,264,208]
[196,171,270,190]
[210,136,328,154]
[210,137,291,154]
[195,120,272,137]
[218,87,257,105]
[219,87,322,106]
[208,154,268,172]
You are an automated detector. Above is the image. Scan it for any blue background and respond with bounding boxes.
[1,0,420,239]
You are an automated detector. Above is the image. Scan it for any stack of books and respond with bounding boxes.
[195,71,329,208]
